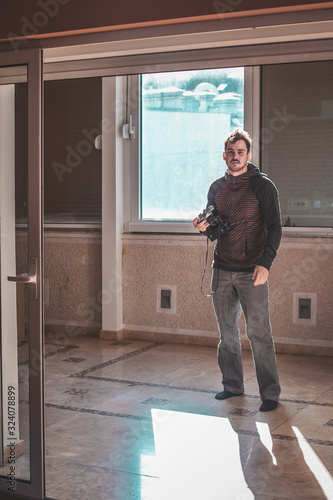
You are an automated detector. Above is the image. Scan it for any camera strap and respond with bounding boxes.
[200,232,222,298]
[200,238,213,297]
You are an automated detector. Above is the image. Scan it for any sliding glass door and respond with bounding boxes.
[0,49,44,499]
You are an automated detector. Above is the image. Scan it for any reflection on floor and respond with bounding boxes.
[21,337,333,498]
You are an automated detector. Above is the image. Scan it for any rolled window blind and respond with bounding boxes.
[43,77,102,224]
[261,60,333,228]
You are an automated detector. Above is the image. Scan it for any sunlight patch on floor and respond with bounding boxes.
[256,421,277,466]
[150,409,255,500]
[292,425,333,500]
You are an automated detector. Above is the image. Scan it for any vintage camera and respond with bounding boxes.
[197,205,219,227]
[197,205,230,241]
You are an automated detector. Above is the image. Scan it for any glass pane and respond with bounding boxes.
[261,60,333,228]
[0,65,31,485]
[44,78,102,224]
[141,67,244,220]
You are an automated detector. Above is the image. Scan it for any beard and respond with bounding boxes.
[228,160,246,173]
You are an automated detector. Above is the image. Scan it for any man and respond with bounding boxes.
[193,129,281,412]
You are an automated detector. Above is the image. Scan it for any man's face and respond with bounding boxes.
[223,139,251,176]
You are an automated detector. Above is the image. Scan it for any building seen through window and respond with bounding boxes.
[141,68,244,221]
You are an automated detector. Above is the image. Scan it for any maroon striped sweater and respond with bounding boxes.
[206,163,282,272]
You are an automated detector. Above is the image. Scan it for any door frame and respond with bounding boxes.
[0,48,44,500]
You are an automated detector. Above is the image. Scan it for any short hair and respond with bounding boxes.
[224,129,252,153]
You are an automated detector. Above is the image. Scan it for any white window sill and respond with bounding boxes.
[128,221,197,234]
[127,221,333,238]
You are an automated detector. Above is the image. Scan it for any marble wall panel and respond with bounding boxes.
[16,232,332,348]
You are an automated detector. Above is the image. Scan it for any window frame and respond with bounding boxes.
[127,66,258,234]
[125,61,333,236]
[41,36,333,236]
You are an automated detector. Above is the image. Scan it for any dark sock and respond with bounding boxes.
[215,390,243,400]
[259,399,279,412]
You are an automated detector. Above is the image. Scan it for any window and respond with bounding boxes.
[261,60,333,228]
[15,58,332,231]
[44,78,102,225]
[140,68,245,221]
[15,77,102,227]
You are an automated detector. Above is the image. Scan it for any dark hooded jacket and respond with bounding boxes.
[204,162,282,272]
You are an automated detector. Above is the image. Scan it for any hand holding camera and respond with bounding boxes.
[193,205,230,241]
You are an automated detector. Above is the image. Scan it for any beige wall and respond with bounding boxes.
[43,232,102,340]
[42,231,333,354]
[122,234,333,352]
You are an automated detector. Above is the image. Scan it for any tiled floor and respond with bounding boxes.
[7,336,333,499]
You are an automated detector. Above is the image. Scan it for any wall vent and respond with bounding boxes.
[298,298,311,319]
[156,285,177,314]
[160,289,171,309]
[293,293,317,325]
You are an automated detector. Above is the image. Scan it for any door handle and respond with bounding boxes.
[7,257,38,299]
[7,274,36,283]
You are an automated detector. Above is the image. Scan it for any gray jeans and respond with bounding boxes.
[212,268,280,402]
